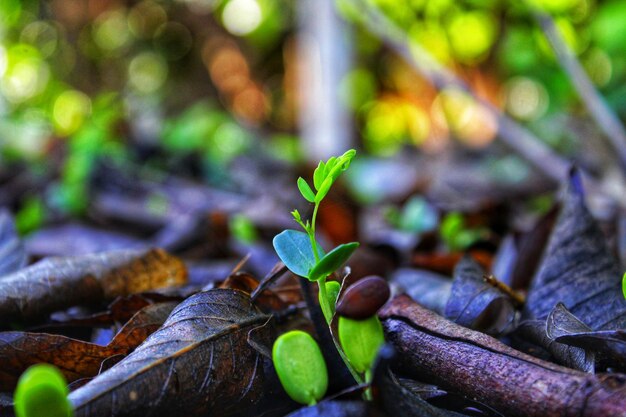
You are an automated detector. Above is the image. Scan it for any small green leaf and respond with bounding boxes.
[315,176,333,203]
[297,177,316,203]
[622,272,626,300]
[14,364,72,417]
[272,331,328,405]
[320,280,341,316]
[323,157,338,178]
[308,242,359,281]
[313,161,326,190]
[273,230,324,278]
[338,315,385,374]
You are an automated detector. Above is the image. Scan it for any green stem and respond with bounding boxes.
[364,369,373,401]
[307,200,364,385]
[317,276,364,386]
[309,203,321,262]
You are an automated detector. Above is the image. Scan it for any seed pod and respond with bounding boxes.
[14,364,72,417]
[336,276,390,319]
[272,331,328,405]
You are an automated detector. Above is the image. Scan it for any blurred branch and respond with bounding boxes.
[298,0,354,160]
[348,0,570,183]
[529,4,626,170]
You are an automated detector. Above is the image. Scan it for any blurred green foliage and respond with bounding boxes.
[0,0,624,227]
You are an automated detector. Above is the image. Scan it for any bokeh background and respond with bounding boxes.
[0,0,625,235]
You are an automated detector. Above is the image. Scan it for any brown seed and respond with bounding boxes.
[336,275,390,319]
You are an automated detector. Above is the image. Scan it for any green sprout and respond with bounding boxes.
[14,364,72,417]
[440,211,488,251]
[273,149,359,324]
[272,149,386,403]
[272,331,328,406]
[622,272,626,300]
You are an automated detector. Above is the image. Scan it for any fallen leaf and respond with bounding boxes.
[285,401,376,417]
[554,328,626,371]
[524,171,626,330]
[517,303,595,373]
[69,289,270,417]
[444,256,515,335]
[0,302,176,390]
[0,248,187,323]
[391,268,451,315]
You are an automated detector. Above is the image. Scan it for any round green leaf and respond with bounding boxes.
[273,230,324,278]
[308,242,359,281]
[338,316,385,374]
[14,364,72,417]
[272,331,328,405]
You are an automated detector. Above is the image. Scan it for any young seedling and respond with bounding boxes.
[14,364,72,417]
[272,331,328,406]
[273,149,359,325]
[272,149,388,402]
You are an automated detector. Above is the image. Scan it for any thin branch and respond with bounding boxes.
[349,0,570,183]
[529,4,626,170]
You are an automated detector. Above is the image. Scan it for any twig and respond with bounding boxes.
[528,4,626,169]
[380,295,626,417]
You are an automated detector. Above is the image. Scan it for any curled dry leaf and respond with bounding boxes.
[524,171,626,330]
[517,303,595,373]
[0,302,176,390]
[69,289,271,417]
[444,256,515,335]
[554,328,626,372]
[0,248,187,323]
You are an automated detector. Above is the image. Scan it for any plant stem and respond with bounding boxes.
[307,199,365,386]
[318,276,365,386]
[364,369,373,401]
[309,202,321,262]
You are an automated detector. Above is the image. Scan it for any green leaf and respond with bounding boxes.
[272,331,328,405]
[338,316,385,374]
[273,230,324,278]
[315,176,333,203]
[313,161,326,190]
[14,364,72,417]
[623,272,626,300]
[308,242,359,281]
[297,177,316,203]
[323,157,337,178]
